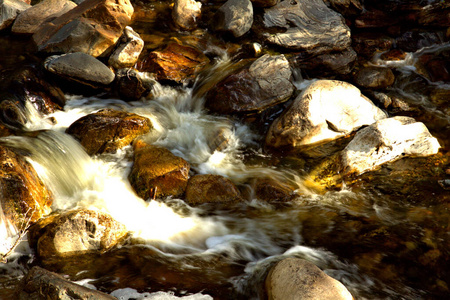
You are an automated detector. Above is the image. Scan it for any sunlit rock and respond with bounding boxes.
[205,54,294,115]
[32,0,134,57]
[172,0,202,31]
[257,0,351,55]
[265,257,353,300]
[108,26,144,69]
[129,141,190,200]
[185,174,242,206]
[265,80,387,151]
[16,266,117,300]
[0,0,30,31]
[354,66,395,89]
[11,0,77,35]
[138,42,210,83]
[66,108,152,155]
[212,0,253,38]
[0,145,53,231]
[44,52,115,88]
[115,68,154,101]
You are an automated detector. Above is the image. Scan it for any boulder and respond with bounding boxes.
[0,0,30,31]
[172,0,202,30]
[265,257,353,300]
[212,0,253,38]
[340,116,441,175]
[138,42,210,83]
[265,80,387,151]
[16,266,117,300]
[258,0,351,55]
[66,108,152,155]
[44,52,116,88]
[185,174,242,205]
[33,0,134,57]
[11,0,77,35]
[205,54,294,115]
[0,145,53,231]
[115,68,154,101]
[108,26,144,69]
[354,66,395,89]
[128,141,190,200]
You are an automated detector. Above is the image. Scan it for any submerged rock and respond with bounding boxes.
[66,108,152,155]
[252,177,296,203]
[265,257,353,300]
[212,0,253,38]
[108,26,144,69]
[128,140,190,200]
[185,174,242,206]
[0,0,30,31]
[172,0,202,31]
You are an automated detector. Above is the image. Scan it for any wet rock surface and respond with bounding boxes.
[185,174,242,205]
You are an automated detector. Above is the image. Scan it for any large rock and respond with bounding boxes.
[33,0,134,57]
[340,116,441,175]
[44,52,116,88]
[66,108,152,155]
[11,0,77,35]
[108,26,144,69]
[265,257,353,300]
[265,80,387,151]
[185,174,242,206]
[205,54,294,115]
[354,66,395,89]
[128,141,190,200]
[16,266,117,300]
[172,0,202,30]
[258,0,351,54]
[212,0,253,38]
[0,0,30,30]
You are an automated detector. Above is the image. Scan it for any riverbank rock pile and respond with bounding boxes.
[0,0,449,299]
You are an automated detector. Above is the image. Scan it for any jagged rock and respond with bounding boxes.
[185,174,242,205]
[265,80,387,151]
[172,0,202,30]
[0,145,53,231]
[66,108,152,155]
[108,26,144,69]
[212,0,253,38]
[138,42,210,83]
[340,116,441,175]
[205,54,294,115]
[44,52,116,88]
[11,0,77,35]
[0,0,30,30]
[115,68,154,101]
[265,257,353,300]
[33,0,134,57]
[258,0,351,55]
[128,140,190,200]
[16,266,116,300]
[354,66,395,89]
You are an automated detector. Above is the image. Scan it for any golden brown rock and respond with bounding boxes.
[185,174,242,205]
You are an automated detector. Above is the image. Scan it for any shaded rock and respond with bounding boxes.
[212,0,253,38]
[108,26,144,69]
[205,54,294,115]
[265,80,387,151]
[115,68,154,101]
[66,108,152,155]
[138,42,210,83]
[265,257,353,300]
[172,0,202,31]
[395,30,446,53]
[33,0,134,57]
[0,0,30,31]
[340,116,441,175]
[185,174,242,205]
[128,140,190,200]
[251,0,278,8]
[354,8,399,29]
[252,177,296,203]
[44,52,115,88]
[11,0,77,35]
[16,266,117,300]
[0,145,53,231]
[415,50,450,83]
[417,1,450,27]
[328,0,363,17]
[352,32,394,58]
[258,0,351,54]
[354,66,395,89]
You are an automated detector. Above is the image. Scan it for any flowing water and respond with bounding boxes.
[0,37,449,300]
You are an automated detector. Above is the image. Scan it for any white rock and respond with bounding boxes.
[172,0,202,30]
[0,0,30,30]
[108,26,144,69]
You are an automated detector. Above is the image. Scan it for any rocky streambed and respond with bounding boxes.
[0,0,449,299]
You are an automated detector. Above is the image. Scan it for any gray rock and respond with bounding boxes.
[354,66,395,89]
[261,0,351,54]
[341,116,441,175]
[0,0,30,30]
[172,0,202,30]
[213,0,253,38]
[265,257,353,300]
[266,80,387,149]
[44,52,115,87]
[108,26,144,69]
[11,0,77,35]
